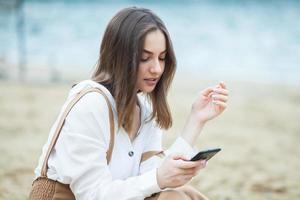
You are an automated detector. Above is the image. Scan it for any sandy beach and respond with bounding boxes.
[0,74,299,200]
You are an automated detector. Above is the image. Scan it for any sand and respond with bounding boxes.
[0,75,299,200]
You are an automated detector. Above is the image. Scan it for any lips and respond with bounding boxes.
[144,78,158,86]
[144,78,157,81]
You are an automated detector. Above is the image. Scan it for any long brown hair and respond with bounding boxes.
[92,7,176,132]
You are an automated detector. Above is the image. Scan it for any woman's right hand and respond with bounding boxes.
[156,154,207,189]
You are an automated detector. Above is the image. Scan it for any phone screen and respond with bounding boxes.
[190,148,221,161]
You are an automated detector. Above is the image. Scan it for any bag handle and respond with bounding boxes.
[41,87,115,177]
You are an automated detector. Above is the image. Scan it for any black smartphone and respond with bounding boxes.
[190,148,221,161]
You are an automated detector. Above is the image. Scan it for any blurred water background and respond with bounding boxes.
[1,0,300,84]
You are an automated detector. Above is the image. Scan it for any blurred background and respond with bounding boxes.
[0,0,299,199]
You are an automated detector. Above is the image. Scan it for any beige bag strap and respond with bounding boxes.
[140,151,165,163]
[41,87,115,177]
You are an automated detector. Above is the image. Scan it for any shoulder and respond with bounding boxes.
[62,82,114,140]
[66,80,115,116]
[73,92,108,114]
[69,80,113,99]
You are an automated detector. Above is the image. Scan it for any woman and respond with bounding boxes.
[31,7,229,200]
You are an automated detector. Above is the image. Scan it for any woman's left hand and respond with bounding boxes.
[191,81,229,124]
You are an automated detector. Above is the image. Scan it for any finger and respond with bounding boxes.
[212,100,227,108]
[177,168,196,175]
[219,81,227,89]
[196,160,207,170]
[213,88,229,96]
[208,91,215,97]
[171,168,193,178]
[175,160,203,169]
[205,91,214,99]
[212,94,228,102]
[171,154,189,161]
[201,87,214,97]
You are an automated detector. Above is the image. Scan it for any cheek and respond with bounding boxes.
[137,63,147,78]
[160,62,166,75]
[162,63,165,72]
[136,67,145,88]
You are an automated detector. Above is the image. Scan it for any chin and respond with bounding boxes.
[141,86,155,93]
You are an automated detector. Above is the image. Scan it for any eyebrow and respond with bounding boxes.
[143,49,167,55]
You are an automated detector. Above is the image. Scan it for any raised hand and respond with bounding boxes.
[191,81,229,124]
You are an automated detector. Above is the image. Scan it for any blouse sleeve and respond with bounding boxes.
[53,92,161,200]
[139,122,199,175]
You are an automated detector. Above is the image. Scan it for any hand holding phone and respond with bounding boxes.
[190,148,221,162]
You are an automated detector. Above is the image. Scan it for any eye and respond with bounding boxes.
[159,57,166,61]
[140,57,150,62]
[159,53,167,61]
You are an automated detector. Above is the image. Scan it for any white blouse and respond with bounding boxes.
[34,80,198,200]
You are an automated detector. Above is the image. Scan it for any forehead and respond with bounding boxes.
[143,29,166,53]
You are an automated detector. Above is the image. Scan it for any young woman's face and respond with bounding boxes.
[136,29,166,93]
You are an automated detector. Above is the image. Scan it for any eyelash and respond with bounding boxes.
[140,57,166,62]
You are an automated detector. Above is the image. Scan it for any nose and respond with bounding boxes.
[150,59,163,74]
